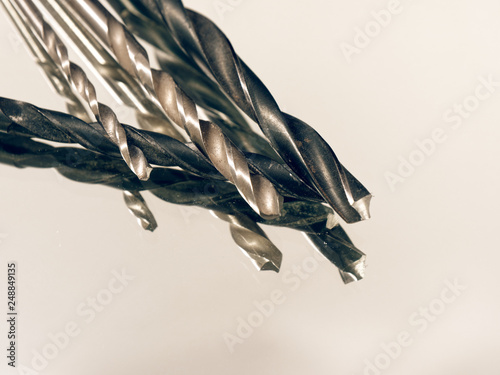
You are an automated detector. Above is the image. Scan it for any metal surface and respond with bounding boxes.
[64,0,284,220]
[0,0,90,123]
[105,0,281,159]
[1,2,499,374]
[0,96,326,201]
[134,0,372,223]
[9,0,152,180]
[122,190,157,231]
[1,0,163,231]
[0,132,365,277]
[36,0,186,141]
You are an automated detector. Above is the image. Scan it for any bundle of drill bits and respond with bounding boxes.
[0,0,372,283]
[0,132,365,281]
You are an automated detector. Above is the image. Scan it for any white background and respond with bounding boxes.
[1,0,499,374]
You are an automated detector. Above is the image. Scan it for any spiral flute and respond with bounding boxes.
[132,0,372,223]
[1,0,162,231]
[0,97,325,202]
[210,211,282,271]
[97,0,280,159]
[33,0,187,142]
[0,132,365,280]
[0,0,91,123]
[64,0,283,220]
[123,190,157,231]
[10,0,151,180]
[0,133,283,272]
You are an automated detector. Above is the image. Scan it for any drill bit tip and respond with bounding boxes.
[352,194,372,221]
[339,257,366,284]
[259,260,281,273]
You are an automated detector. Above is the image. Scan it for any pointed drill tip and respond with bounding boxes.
[257,251,282,273]
[141,219,157,232]
[260,260,281,273]
[339,256,366,284]
[352,194,372,221]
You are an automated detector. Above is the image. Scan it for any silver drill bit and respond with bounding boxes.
[2,0,159,230]
[35,0,187,142]
[10,0,152,180]
[134,0,373,223]
[210,211,282,272]
[100,0,281,160]
[64,0,283,220]
[0,96,324,203]
[123,190,157,231]
[0,133,283,272]
[0,132,366,280]
[0,0,91,123]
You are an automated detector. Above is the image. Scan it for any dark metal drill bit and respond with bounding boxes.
[131,0,373,223]
[0,133,282,271]
[0,96,323,202]
[63,0,284,220]
[76,0,281,160]
[0,132,365,280]
[1,0,160,231]
[9,0,152,180]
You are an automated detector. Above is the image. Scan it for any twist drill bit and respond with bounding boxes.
[211,211,282,272]
[132,0,373,223]
[10,0,152,180]
[100,0,280,159]
[0,133,283,271]
[1,0,159,231]
[0,0,91,123]
[123,190,157,231]
[64,0,283,220]
[0,97,323,202]
[304,223,365,283]
[0,132,364,280]
[35,0,186,142]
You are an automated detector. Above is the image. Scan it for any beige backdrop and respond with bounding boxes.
[1,0,499,374]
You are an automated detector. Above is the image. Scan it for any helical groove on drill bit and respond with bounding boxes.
[35,0,186,142]
[65,0,283,220]
[91,0,281,159]
[2,0,159,231]
[0,132,284,273]
[0,97,323,202]
[0,132,365,280]
[211,211,282,272]
[11,0,152,180]
[133,0,373,223]
[123,190,158,232]
[0,0,91,123]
